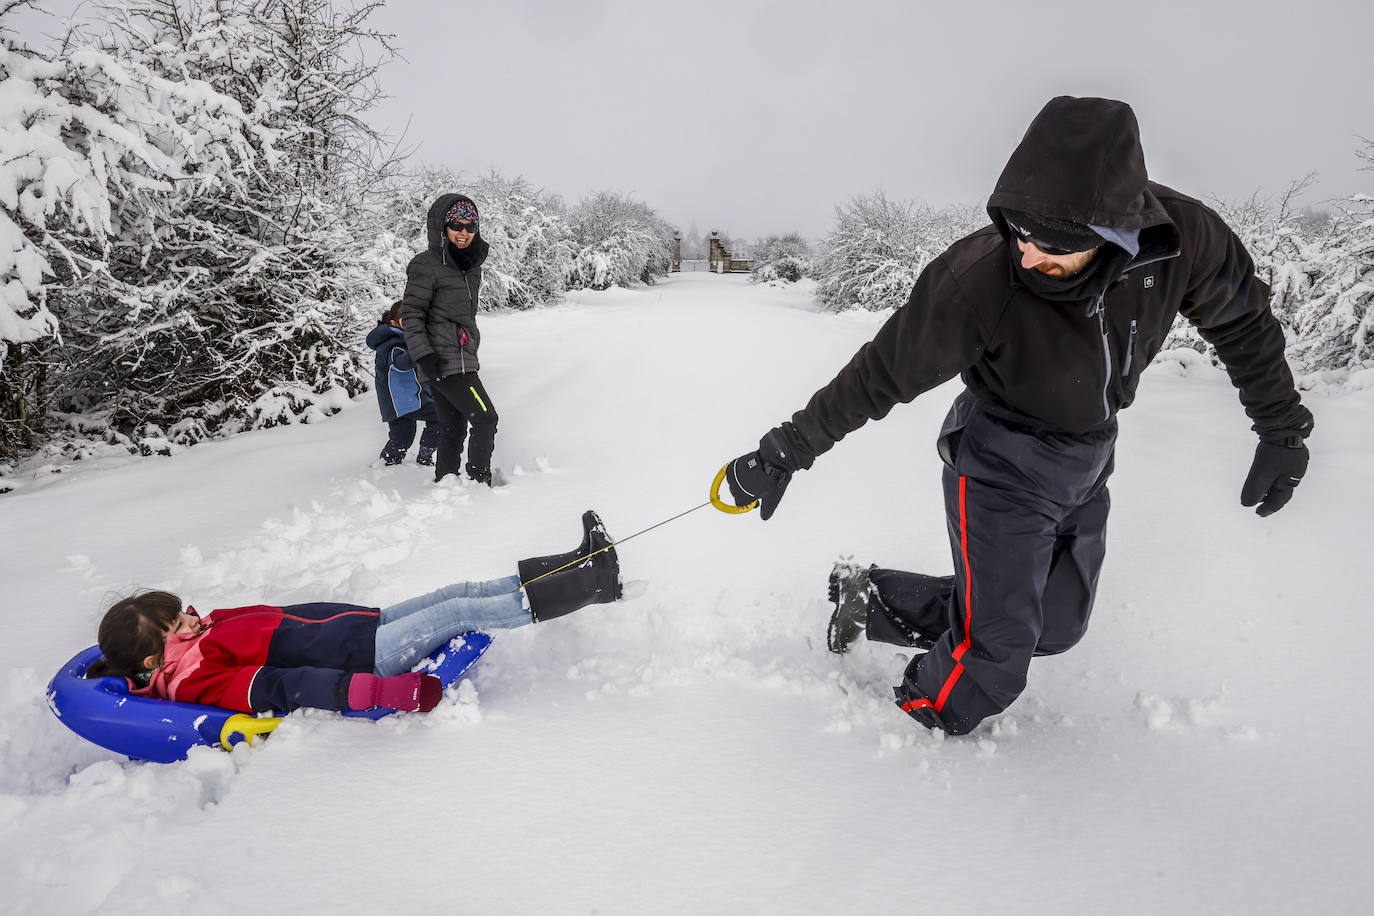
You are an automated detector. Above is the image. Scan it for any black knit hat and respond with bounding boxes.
[1002,209,1103,254]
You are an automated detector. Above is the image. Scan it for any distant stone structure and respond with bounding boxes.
[708,231,752,273]
[672,233,682,271]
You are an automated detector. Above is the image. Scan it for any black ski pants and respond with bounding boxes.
[875,391,1117,735]
[429,372,498,482]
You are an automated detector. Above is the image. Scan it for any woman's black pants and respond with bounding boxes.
[428,373,498,482]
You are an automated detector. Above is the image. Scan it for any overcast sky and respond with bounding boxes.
[11,0,1373,240]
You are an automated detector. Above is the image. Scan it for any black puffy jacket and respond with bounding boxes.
[401,193,490,382]
[787,96,1312,459]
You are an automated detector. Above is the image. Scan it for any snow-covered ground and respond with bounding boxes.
[2,273,1371,914]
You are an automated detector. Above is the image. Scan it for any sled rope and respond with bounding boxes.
[511,465,756,593]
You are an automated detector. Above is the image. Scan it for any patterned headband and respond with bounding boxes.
[446,199,478,228]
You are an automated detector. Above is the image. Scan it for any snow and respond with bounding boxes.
[2,273,1372,913]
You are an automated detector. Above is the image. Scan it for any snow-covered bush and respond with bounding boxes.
[814,193,984,312]
[1162,179,1325,358]
[375,167,573,311]
[1,0,397,462]
[567,191,675,290]
[1163,163,1373,378]
[1287,193,1373,373]
[751,233,812,284]
[0,12,260,458]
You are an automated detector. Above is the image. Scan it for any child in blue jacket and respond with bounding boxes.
[367,302,440,466]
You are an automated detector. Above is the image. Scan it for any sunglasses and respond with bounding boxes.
[447,220,477,234]
[1005,218,1082,257]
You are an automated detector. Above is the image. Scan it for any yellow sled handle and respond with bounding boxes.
[711,464,757,514]
[220,714,282,750]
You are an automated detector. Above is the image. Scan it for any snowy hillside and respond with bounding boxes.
[2,274,1371,914]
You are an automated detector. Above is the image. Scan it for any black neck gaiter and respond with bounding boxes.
[448,238,481,271]
[1009,243,1131,304]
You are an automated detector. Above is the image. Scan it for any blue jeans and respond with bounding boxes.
[373,575,529,676]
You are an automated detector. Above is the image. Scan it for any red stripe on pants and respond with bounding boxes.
[933,475,974,713]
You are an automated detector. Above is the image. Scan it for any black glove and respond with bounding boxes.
[726,452,791,520]
[1240,439,1309,517]
[724,425,815,521]
[416,354,442,382]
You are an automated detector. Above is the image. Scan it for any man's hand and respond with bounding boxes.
[723,425,816,521]
[725,452,792,520]
[1241,440,1309,517]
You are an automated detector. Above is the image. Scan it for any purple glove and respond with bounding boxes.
[347,673,443,712]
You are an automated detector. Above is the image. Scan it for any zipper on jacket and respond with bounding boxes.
[1121,319,1138,376]
[461,268,477,374]
[1089,293,1112,422]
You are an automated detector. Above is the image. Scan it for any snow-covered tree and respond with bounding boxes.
[1163,178,1330,358]
[681,221,705,260]
[372,166,573,311]
[465,171,573,309]
[1161,164,1371,378]
[1287,156,1373,373]
[567,191,675,291]
[0,4,262,459]
[751,233,812,283]
[814,193,984,312]
[40,0,398,454]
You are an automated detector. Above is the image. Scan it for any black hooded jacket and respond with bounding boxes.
[400,193,491,382]
[787,97,1311,460]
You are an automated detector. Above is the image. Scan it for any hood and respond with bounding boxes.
[987,97,1171,232]
[365,323,403,350]
[425,193,489,268]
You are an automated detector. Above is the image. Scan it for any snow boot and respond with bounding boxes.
[519,510,623,622]
[827,560,872,654]
[465,464,509,488]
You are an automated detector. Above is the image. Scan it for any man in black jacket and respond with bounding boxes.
[401,193,500,485]
[723,96,1313,736]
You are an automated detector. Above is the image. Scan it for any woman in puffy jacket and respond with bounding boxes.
[400,193,500,485]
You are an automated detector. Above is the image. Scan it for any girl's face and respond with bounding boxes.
[142,612,201,672]
[166,612,202,637]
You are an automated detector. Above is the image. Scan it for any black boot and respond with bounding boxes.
[826,560,872,654]
[466,463,493,487]
[519,511,623,622]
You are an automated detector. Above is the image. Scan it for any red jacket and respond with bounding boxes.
[134,603,381,713]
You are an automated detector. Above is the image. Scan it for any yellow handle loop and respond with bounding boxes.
[220,714,282,750]
[711,464,757,514]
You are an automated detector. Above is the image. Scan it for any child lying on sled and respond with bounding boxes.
[86,512,621,714]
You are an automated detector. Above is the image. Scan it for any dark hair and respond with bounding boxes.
[382,301,404,325]
[85,591,183,680]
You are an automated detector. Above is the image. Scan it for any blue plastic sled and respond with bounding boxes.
[46,632,494,764]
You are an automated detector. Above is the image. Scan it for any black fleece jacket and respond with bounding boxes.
[787,96,1312,461]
